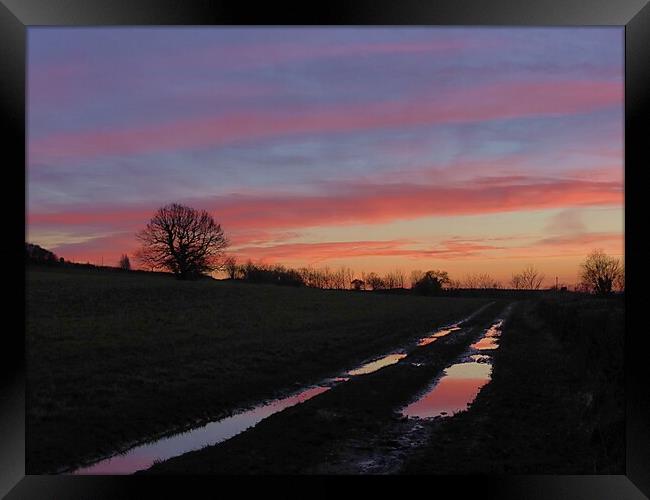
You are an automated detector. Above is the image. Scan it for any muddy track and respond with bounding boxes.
[402,299,624,474]
[145,300,511,474]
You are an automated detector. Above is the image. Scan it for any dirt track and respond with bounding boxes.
[145,301,509,474]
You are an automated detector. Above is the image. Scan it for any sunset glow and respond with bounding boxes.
[27,27,624,286]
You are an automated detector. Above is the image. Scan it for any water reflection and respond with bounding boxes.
[70,306,496,474]
[71,385,330,474]
[401,362,492,418]
[415,304,492,347]
[417,326,461,347]
[348,353,407,376]
[470,319,502,351]
[401,318,504,420]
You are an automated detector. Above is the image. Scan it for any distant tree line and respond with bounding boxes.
[223,258,355,289]
[27,201,625,296]
[25,243,62,265]
[26,237,625,297]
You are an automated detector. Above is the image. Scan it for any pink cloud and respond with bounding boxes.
[235,233,621,266]
[101,237,500,266]
[50,232,140,266]
[29,174,623,234]
[44,229,623,270]
[212,176,622,231]
[536,232,623,248]
[235,240,417,264]
[30,79,622,164]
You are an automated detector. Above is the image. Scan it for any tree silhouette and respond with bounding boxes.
[25,242,58,264]
[351,278,365,290]
[579,249,622,295]
[463,272,501,289]
[615,263,625,292]
[136,203,229,280]
[364,272,385,290]
[511,265,544,290]
[224,256,238,279]
[119,254,131,271]
[412,270,450,295]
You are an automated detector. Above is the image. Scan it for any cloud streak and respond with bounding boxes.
[28,174,622,234]
[27,28,624,279]
[30,79,621,164]
[207,176,624,231]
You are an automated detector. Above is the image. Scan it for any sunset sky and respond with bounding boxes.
[27,27,624,286]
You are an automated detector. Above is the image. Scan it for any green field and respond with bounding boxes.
[26,266,488,473]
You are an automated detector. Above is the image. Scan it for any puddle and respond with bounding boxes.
[470,319,502,351]
[348,353,407,376]
[68,305,495,474]
[70,385,330,474]
[401,317,504,420]
[401,362,492,418]
[415,304,493,347]
[346,311,477,375]
[417,326,461,346]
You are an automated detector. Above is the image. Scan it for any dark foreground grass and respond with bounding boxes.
[26,265,488,473]
[402,296,624,474]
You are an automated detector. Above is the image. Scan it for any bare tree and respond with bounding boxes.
[118,254,131,271]
[579,249,623,295]
[330,267,353,290]
[463,273,479,289]
[615,263,625,292]
[412,270,451,295]
[464,272,501,289]
[383,269,405,289]
[351,278,365,290]
[136,203,229,280]
[364,272,385,290]
[224,256,238,279]
[321,266,333,289]
[513,265,545,290]
[428,270,451,287]
[447,278,462,290]
[409,270,425,289]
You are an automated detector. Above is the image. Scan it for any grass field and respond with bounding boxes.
[26,265,488,473]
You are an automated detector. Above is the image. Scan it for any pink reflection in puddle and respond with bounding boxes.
[348,353,407,376]
[416,303,494,347]
[470,319,503,351]
[401,362,492,418]
[402,318,504,419]
[70,385,330,474]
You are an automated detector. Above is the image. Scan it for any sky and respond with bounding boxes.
[26,27,624,286]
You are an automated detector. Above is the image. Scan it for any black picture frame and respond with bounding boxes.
[3,0,649,497]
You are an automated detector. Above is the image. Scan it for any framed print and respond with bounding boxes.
[3,0,649,498]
